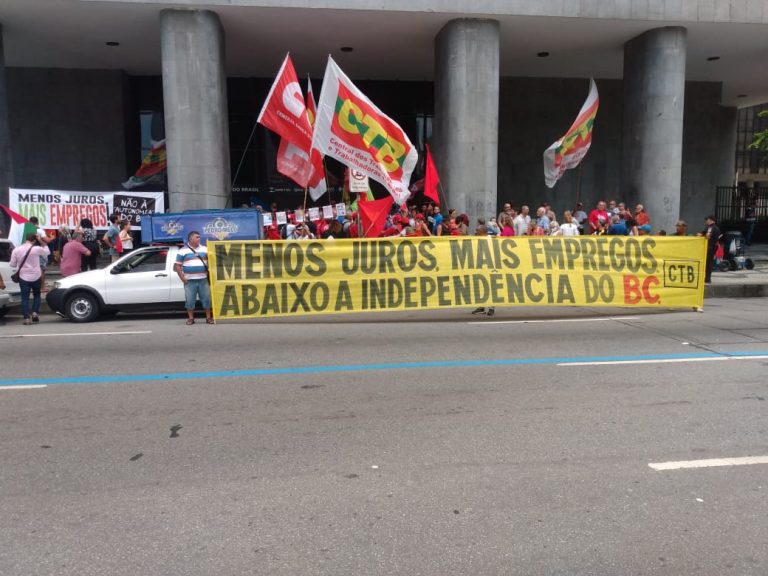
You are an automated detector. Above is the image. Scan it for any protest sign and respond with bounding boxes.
[10,189,164,230]
[208,236,707,319]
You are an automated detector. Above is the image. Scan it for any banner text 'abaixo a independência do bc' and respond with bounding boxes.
[208,236,707,319]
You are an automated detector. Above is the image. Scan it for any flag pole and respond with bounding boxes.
[231,119,259,193]
[437,181,449,210]
[325,158,334,204]
[575,163,583,207]
[302,186,308,213]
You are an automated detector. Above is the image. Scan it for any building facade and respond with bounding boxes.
[1,0,767,233]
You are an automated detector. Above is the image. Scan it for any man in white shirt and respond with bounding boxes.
[513,205,531,237]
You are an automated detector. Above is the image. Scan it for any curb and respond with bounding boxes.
[705,284,768,298]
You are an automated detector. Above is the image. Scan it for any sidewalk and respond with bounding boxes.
[705,242,768,298]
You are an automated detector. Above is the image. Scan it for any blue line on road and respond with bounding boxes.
[2,350,767,388]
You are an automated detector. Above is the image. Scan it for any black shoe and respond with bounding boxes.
[471,307,485,315]
[31,313,39,323]
[486,308,495,316]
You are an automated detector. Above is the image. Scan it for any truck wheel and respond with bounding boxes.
[66,292,100,322]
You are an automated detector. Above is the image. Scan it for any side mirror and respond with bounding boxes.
[110,265,123,275]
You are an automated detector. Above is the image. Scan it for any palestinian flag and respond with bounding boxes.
[123,139,167,190]
[0,204,30,248]
[543,79,599,188]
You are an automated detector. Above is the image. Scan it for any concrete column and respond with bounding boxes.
[622,27,687,234]
[434,19,499,218]
[0,24,13,207]
[160,9,230,211]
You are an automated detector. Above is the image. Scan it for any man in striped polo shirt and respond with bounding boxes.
[174,231,214,325]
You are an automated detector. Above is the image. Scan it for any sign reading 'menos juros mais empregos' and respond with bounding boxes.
[208,236,707,319]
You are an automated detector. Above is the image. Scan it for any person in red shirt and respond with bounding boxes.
[412,213,432,236]
[60,233,92,277]
[635,204,650,227]
[588,200,610,234]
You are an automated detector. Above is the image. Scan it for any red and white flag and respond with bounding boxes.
[543,78,599,188]
[276,138,312,188]
[258,54,313,150]
[311,57,417,205]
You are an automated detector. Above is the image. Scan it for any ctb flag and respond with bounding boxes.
[543,78,599,188]
[311,56,418,206]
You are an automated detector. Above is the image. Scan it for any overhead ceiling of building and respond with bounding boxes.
[1,0,767,106]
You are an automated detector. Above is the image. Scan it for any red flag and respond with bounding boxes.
[258,54,313,150]
[358,196,394,238]
[424,145,440,206]
[276,138,312,187]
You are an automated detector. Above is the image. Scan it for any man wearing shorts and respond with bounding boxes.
[174,231,214,325]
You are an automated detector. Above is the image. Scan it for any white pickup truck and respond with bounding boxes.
[46,244,188,322]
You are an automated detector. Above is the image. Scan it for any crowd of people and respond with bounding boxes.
[4,196,727,326]
[258,198,693,240]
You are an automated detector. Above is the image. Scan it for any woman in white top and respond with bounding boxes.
[559,211,580,236]
[119,220,134,253]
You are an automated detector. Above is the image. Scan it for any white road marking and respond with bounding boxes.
[649,455,768,471]
[559,355,768,367]
[0,330,152,339]
[470,316,640,325]
[0,385,48,390]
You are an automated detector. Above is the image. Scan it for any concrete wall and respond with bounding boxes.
[1,67,736,225]
[681,82,737,231]
[497,77,733,229]
[5,68,128,191]
[497,77,624,215]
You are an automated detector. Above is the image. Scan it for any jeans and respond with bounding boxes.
[20,278,42,318]
[184,278,211,310]
[745,220,756,245]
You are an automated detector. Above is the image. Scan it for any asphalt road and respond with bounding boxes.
[1,300,767,576]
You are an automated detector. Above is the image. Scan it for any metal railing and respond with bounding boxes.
[715,187,768,223]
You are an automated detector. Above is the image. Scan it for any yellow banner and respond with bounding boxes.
[208,236,707,319]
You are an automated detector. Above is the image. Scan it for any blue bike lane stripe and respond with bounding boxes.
[2,350,768,387]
